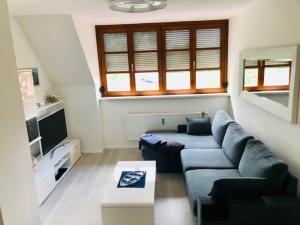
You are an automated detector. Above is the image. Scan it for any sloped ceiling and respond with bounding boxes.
[17,15,94,87]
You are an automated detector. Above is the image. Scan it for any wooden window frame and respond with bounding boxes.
[243,60,291,92]
[96,20,228,97]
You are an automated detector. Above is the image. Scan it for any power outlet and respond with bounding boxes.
[161,118,165,126]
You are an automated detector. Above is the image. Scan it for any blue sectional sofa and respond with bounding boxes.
[141,111,300,225]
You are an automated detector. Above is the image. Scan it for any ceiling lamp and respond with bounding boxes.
[109,0,167,13]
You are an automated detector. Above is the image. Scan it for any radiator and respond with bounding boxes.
[126,112,207,141]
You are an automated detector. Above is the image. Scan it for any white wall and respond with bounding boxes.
[67,18,231,149]
[66,19,231,149]
[102,96,230,148]
[0,0,41,224]
[10,17,53,105]
[68,16,231,149]
[229,0,300,191]
[58,85,103,153]
[14,15,233,151]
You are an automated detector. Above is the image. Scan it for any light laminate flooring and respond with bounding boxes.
[40,149,194,225]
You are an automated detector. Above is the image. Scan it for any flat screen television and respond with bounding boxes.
[38,109,68,156]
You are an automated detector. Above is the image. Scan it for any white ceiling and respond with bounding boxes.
[8,0,256,24]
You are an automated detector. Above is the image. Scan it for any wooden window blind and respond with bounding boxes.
[133,31,160,92]
[96,20,228,97]
[165,29,191,91]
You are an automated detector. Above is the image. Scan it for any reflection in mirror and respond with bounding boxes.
[243,59,291,107]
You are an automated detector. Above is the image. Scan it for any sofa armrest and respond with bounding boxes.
[197,196,300,225]
[262,196,300,225]
[227,196,300,225]
[208,177,267,198]
[225,197,267,224]
[195,198,229,225]
[196,197,266,225]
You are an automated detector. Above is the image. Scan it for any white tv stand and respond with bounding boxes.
[34,139,81,205]
[17,71,81,206]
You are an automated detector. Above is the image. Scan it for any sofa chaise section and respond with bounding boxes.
[145,110,235,150]
[141,111,235,172]
[145,131,221,149]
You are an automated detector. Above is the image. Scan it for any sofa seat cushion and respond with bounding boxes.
[222,122,253,166]
[211,111,234,145]
[185,169,241,216]
[239,139,288,195]
[181,149,236,172]
[147,131,220,149]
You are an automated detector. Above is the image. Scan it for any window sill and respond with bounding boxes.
[99,93,230,101]
[246,90,290,95]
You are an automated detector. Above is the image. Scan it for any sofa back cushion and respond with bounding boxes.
[211,111,234,145]
[239,140,288,194]
[185,117,212,135]
[222,123,253,166]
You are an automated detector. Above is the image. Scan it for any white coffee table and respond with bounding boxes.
[101,161,156,225]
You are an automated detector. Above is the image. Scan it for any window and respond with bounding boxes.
[165,29,191,91]
[133,30,160,92]
[96,20,228,97]
[103,32,131,93]
[243,59,291,91]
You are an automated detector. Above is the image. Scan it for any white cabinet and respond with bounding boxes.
[35,168,56,204]
[69,141,81,166]
[34,139,81,205]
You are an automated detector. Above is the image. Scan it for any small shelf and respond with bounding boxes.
[29,136,42,146]
[38,101,63,112]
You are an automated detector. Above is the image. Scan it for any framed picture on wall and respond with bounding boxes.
[31,68,39,86]
[17,68,36,102]
[18,68,39,86]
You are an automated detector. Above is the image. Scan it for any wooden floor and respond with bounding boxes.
[40,149,194,225]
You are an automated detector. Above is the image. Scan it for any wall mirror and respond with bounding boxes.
[239,46,300,123]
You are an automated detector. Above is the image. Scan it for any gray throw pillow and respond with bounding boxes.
[185,117,211,135]
[209,177,267,198]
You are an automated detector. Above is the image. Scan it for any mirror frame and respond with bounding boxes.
[239,45,300,123]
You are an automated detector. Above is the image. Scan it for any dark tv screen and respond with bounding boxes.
[39,109,68,156]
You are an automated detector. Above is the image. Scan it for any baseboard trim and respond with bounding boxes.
[82,148,104,153]
[104,146,138,150]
